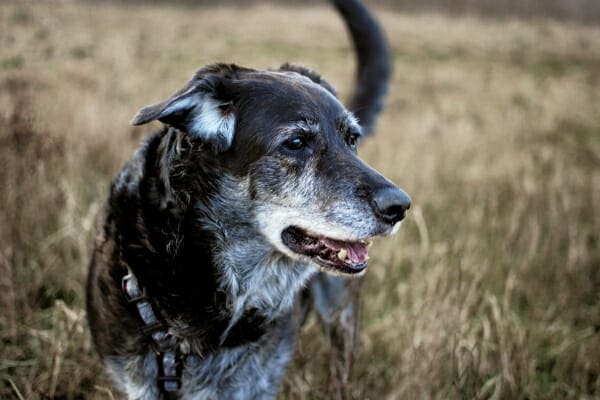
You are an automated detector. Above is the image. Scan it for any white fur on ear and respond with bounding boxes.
[160,94,236,150]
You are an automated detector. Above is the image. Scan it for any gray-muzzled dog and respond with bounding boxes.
[86,0,411,398]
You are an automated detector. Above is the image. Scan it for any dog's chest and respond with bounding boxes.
[181,333,296,399]
[107,316,297,400]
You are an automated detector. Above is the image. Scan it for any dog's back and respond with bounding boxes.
[87,1,399,398]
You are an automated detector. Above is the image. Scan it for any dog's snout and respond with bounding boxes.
[372,186,411,225]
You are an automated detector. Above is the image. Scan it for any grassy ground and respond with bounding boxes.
[1,1,599,399]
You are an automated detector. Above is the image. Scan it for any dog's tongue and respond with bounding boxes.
[322,238,369,263]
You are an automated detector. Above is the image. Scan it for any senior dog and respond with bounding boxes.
[87,0,410,398]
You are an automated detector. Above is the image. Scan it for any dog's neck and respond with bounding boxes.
[194,174,317,330]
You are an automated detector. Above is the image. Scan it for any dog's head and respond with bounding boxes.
[132,63,410,276]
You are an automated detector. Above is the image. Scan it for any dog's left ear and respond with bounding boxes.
[131,64,244,152]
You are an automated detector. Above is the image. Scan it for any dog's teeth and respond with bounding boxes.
[367,240,373,248]
[337,249,348,261]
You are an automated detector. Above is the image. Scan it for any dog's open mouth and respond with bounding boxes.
[281,226,372,274]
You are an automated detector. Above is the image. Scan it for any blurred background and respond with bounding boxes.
[0,0,598,398]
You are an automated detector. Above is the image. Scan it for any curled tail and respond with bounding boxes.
[333,0,392,136]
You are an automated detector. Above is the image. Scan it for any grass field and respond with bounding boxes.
[1,1,599,399]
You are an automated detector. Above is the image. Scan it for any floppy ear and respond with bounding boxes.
[131,64,242,152]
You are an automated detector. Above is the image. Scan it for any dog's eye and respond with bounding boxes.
[284,137,308,151]
[347,134,359,150]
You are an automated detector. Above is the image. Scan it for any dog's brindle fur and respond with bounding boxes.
[87,1,408,398]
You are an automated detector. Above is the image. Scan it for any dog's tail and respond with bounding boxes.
[333,0,391,136]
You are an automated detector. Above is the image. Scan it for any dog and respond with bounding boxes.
[86,0,411,398]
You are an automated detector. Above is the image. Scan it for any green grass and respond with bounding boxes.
[0,2,599,399]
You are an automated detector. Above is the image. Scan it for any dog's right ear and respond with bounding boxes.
[279,63,337,97]
[131,64,245,152]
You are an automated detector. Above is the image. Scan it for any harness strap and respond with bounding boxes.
[122,271,183,397]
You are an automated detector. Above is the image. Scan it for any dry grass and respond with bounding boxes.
[1,1,599,399]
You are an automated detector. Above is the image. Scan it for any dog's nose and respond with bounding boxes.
[372,186,411,225]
